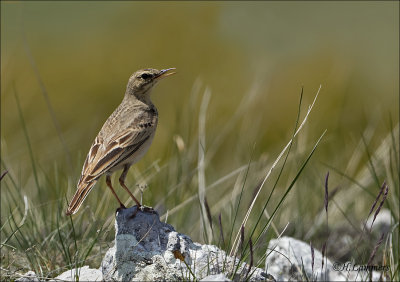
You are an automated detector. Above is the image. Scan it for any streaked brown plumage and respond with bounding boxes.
[66,68,176,216]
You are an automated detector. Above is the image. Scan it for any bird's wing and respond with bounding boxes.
[78,122,155,185]
[67,119,155,216]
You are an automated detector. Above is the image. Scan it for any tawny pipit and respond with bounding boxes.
[66,68,176,216]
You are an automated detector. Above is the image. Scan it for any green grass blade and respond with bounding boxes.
[247,87,303,253]
[361,134,381,188]
[13,85,41,193]
[246,130,327,263]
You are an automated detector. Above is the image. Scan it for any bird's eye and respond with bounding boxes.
[140,73,152,80]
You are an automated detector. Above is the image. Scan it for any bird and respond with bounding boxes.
[66,68,176,216]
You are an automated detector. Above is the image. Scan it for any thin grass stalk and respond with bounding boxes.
[218,213,225,248]
[204,197,213,231]
[389,148,399,200]
[198,197,209,244]
[300,258,310,282]
[321,242,326,271]
[8,208,38,275]
[82,228,102,266]
[13,85,41,195]
[336,124,399,218]
[354,180,387,245]
[197,88,213,244]
[161,163,250,221]
[361,134,381,188]
[239,225,245,257]
[67,210,79,275]
[243,130,327,264]
[22,31,73,173]
[227,148,254,259]
[230,86,321,257]
[0,161,18,192]
[0,170,8,180]
[370,184,389,230]
[350,180,388,264]
[235,131,326,278]
[323,171,329,282]
[368,181,386,220]
[14,87,52,242]
[388,116,399,173]
[229,224,244,279]
[367,232,385,266]
[262,209,279,236]
[324,172,329,213]
[58,206,72,266]
[182,259,197,281]
[331,198,361,232]
[155,160,198,210]
[245,238,253,281]
[322,164,375,198]
[252,221,290,273]
[232,88,304,258]
[310,241,315,275]
[1,214,20,248]
[0,165,24,226]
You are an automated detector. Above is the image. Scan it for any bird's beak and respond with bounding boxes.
[156,68,177,80]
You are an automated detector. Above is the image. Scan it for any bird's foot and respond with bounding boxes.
[129,208,139,219]
[139,205,156,214]
[128,205,156,219]
[116,204,127,213]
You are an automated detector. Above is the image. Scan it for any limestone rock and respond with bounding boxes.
[101,206,267,281]
[265,236,384,281]
[16,271,39,282]
[200,273,231,281]
[54,265,102,281]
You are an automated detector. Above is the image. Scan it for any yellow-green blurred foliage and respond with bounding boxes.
[1,2,398,230]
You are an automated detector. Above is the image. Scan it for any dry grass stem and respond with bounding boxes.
[230,85,322,256]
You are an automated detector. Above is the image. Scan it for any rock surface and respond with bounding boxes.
[101,206,267,281]
[16,207,389,281]
[200,273,232,281]
[54,265,102,281]
[266,236,384,281]
[16,271,39,282]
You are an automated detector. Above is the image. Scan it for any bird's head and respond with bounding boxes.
[126,68,176,100]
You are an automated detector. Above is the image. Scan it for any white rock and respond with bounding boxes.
[200,273,231,281]
[16,271,39,282]
[55,265,102,281]
[266,236,385,281]
[101,206,268,281]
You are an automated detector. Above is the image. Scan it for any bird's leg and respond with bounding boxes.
[119,165,142,208]
[106,175,126,209]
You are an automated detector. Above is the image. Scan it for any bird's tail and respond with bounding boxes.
[66,180,97,216]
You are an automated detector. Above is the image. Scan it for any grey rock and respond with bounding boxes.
[16,271,39,282]
[54,265,102,281]
[16,208,390,281]
[101,206,266,281]
[266,236,385,281]
[200,273,231,281]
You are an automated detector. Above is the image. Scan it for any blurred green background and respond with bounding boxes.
[1,0,398,254]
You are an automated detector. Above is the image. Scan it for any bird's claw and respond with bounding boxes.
[128,205,156,219]
[116,204,127,213]
[140,205,156,213]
